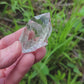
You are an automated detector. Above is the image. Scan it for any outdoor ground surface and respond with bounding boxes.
[0,0,84,84]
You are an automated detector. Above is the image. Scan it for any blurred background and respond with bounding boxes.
[0,0,84,84]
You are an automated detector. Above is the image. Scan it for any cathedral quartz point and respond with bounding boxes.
[19,13,52,53]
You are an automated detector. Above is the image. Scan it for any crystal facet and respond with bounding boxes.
[19,13,52,53]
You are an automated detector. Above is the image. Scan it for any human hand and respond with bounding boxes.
[0,27,46,84]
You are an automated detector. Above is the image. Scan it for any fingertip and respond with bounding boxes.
[23,53,35,66]
[15,41,22,53]
[34,47,46,63]
[9,41,22,56]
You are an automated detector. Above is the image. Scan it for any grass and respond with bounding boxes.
[0,0,84,84]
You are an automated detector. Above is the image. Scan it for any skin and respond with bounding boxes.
[0,27,46,84]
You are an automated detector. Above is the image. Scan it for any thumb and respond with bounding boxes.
[0,41,22,69]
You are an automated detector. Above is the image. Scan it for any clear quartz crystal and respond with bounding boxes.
[19,13,52,53]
